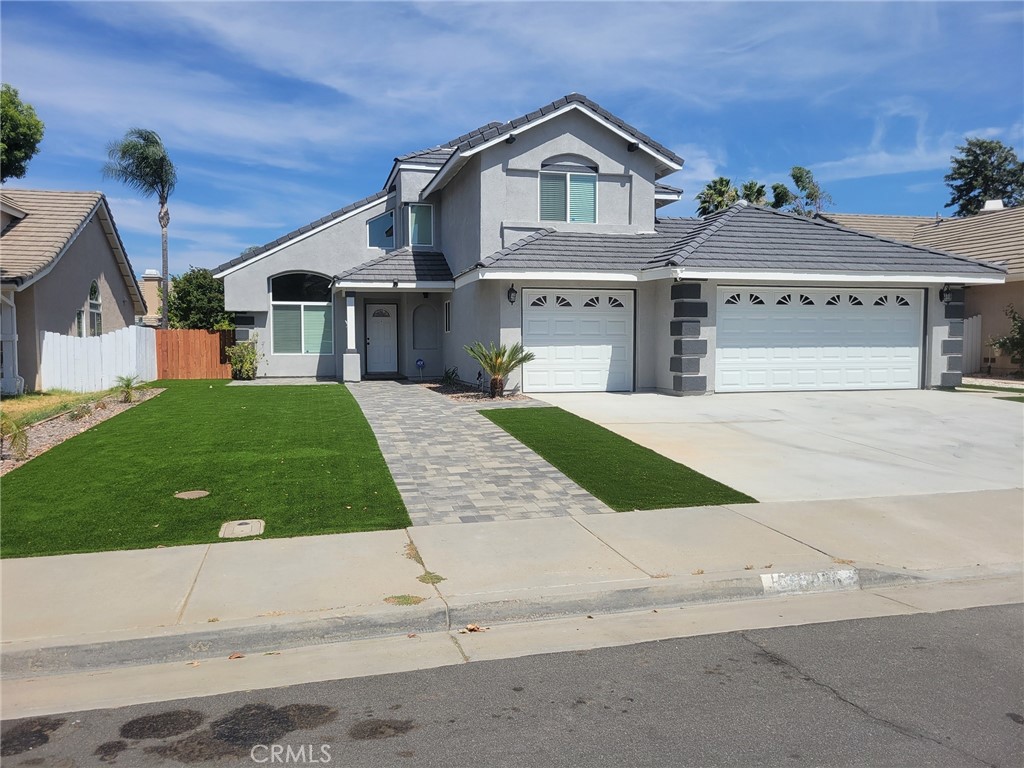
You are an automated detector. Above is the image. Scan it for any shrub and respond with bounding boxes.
[0,411,28,459]
[114,374,141,403]
[225,333,263,380]
[441,366,459,386]
[990,304,1024,376]
[464,341,536,398]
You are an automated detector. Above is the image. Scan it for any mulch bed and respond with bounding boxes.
[418,379,531,402]
[1,388,164,476]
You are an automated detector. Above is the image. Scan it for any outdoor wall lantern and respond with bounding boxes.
[507,283,518,305]
[392,279,399,288]
[939,284,953,304]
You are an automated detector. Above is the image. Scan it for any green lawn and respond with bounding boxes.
[482,407,755,511]
[1,381,409,558]
[959,383,1024,394]
[995,396,1024,403]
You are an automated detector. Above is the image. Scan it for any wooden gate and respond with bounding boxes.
[156,329,233,379]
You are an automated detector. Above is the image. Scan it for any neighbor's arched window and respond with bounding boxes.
[270,273,333,355]
[88,280,102,336]
[540,155,598,223]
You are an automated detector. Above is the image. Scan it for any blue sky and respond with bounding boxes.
[2,1,1022,277]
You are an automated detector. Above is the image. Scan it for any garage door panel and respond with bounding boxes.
[716,287,922,392]
[523,289,634,393]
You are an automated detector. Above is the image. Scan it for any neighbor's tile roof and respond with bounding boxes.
[655,182,683,196]
[336,247,453,283]
[213,190,389,274]
[473,202,1005,278]
[819,212,940,243]
[910,206,1023,276]
[1,190,106,282]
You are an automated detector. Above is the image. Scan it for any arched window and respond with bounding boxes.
[413,305,438,350]
[270,273,333,355]
[88,280,102,336]
[540,155,598,223]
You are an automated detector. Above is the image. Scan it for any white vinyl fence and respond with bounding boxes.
[963,314,982,375]
[40,325,157,392]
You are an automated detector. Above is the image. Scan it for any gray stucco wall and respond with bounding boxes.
[16,215,136,391]
[442,280,501,387]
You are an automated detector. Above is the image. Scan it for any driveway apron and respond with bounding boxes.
[348,381,612,525]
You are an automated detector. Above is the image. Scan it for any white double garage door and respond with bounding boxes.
[715,287,924,392]
[520,286,924,394]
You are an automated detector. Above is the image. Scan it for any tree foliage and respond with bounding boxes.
[1,84,45,183]
[694,167,829,217]
[167,267,232,330]
[990,304,1024,376]
[103,128,177,328]
[944,138,1024,217]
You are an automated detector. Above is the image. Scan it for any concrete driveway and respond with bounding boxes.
[535,390,1024,502]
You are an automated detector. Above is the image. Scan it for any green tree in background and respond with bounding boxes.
[944,138,1024,217]
[1,84,45,182]
[103,128,177,328]
[167,267,232,330]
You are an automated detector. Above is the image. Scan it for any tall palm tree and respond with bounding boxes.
[739,180,767,206]
[103,129,177,328]
[695,176,739,217]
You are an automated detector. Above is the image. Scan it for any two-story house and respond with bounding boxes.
[214,94,1005,394]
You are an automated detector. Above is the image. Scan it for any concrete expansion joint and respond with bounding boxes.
[174,544,212,625]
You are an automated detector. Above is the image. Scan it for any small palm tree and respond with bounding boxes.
[1,411,28,459]
[464,341,536,398]
[114,374,141,403]
[103,128,177,329]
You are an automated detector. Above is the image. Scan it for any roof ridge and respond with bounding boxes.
[664,201,746,265]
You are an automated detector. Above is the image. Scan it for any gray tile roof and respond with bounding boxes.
[393,122,504,164]
[336,247,453,283]
[213,190,388,274]
[451,94,684,168]
[655,182,683,195]
[472,203,1005,278]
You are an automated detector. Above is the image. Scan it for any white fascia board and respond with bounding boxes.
[333,280,454,292]
[14,199,103,292]
[457,269,643,287]
[384,162,447,193]
[0,200,27,219]
[214,195,391,279]
[670,267,1006,286]
[423,103,683,198]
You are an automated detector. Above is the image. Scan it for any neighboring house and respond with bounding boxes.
[0,190,146,393]
[825,205,1023,375]
[214,94,1005,394]
[139,269,163,328]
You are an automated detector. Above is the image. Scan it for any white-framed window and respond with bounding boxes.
[443,300,451,333]
[88,281,102,336]
[367,210,394,250]
[270,273,333,355]
[409,204,433,247]
[540,171,597,223]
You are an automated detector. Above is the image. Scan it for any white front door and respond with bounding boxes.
[715,287,924,392]
[366,303,398,373]
[521,289,634,392]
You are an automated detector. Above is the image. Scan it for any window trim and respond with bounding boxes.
[443,300,451,333]
[367,209,395,250]
[88,280,102,336]
[538,170,598,223]
[408,203,434,247]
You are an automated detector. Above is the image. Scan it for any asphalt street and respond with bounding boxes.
[3,604,1021,768]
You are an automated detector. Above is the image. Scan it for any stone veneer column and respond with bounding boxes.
[669,281,708,395]
[940,286,965,387]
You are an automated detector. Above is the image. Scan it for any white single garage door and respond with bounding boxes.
[716,287,923,392]
[522,288,634,392]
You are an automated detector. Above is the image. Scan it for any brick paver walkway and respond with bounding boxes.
[348,381,613,525]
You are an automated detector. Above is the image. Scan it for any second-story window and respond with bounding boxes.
[367,211,394,249]
[540,171,597,223]
[409,204,433,247]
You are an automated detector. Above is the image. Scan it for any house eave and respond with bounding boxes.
[333,280,454,292]
[669,267,1007,286]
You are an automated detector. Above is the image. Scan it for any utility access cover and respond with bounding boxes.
[218,519,265,538]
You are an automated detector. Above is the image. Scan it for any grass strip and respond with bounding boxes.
[483,406,755,512]
[1,380,408,558]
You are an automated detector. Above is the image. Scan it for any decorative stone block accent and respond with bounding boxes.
[670,356,701,374]
[946,355,963,372]
[941,339,963,356]
[940,372,962,388]
[674,339,708,356]
[671,282,702,300]
[673,375,707,394]
[950,288,965,303]
[674,301,709,319]
[947,320,964,339]
[670,320,700,338]
[944,301,965,320]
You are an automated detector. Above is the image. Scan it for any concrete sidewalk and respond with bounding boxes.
[2,489,1021,677]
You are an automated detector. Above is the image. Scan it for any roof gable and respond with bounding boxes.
[0,189,145,312]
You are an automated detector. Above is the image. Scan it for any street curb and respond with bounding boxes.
[0,566,925,679]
